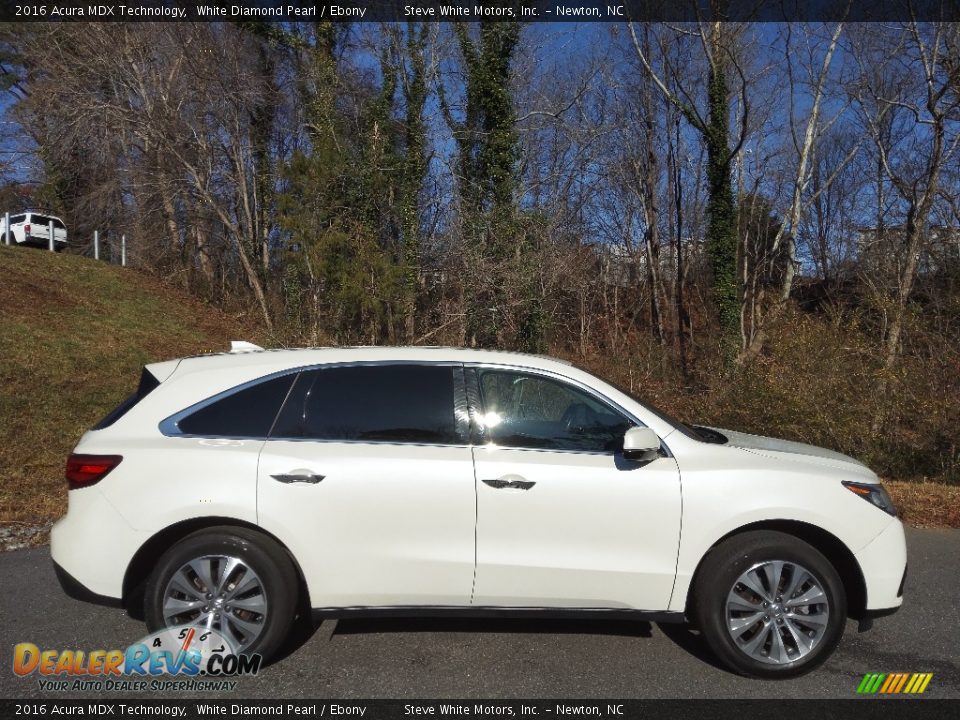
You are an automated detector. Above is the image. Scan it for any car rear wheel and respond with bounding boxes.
[144,526,297,661]
[692,530,846,678]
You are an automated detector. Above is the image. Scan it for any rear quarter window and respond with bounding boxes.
[174,373,297,438]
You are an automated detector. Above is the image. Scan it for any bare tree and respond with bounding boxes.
[628,15,752,356]
[850,22,960,373]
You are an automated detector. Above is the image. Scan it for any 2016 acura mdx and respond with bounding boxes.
[51,344,906,678]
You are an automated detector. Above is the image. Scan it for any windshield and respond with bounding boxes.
[580,366,725,443]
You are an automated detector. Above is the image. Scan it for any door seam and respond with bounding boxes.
[469,445,479,605]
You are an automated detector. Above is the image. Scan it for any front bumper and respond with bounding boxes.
[854,518,907,611]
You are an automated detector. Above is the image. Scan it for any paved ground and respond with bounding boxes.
[1,528,957,699]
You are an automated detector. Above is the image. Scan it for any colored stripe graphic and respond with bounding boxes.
[857,673,932,694]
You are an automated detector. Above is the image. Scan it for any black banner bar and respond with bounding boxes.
[2,700,960,720]
[2,0,960,23]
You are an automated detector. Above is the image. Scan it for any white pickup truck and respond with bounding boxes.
[1,210,68,250]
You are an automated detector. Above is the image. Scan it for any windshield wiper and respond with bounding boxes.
[691,426,729,444]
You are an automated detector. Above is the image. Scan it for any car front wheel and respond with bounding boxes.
[144,526,298,661]
[692,530,847,678]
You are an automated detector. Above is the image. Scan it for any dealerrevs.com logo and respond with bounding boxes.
[13,628,261,692]
[857,673,934,695]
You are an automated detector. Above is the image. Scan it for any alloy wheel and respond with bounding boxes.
[161,554,268,652]
[725,560,830,665]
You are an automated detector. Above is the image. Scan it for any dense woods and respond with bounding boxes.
[1,20,958,485]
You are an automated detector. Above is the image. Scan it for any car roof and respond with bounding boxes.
[19,210,64,219]
[148,345,574,382]
[140,344,688,441]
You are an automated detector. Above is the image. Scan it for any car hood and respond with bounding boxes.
[709,427,877,478]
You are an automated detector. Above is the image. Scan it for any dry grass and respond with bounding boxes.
[886,480,960,529]
[1,247,956,531]
[0,246,259,524]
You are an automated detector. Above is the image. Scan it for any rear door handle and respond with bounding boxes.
[482,478,510,489]
[271,470,325,484]
[482,475,536,491]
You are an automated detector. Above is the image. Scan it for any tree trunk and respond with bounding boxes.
[704,53,740,355]
[669,111,690,379]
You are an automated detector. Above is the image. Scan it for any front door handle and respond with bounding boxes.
[271,470,325,484]
[482,475,536,490]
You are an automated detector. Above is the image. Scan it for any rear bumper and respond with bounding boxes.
[50,487,142,601]
[53,561,122,607]
[22,236,67,246]
[854,518,907,611]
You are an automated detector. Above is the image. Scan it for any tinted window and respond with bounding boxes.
[30,214,65,228]
[272,365,458,444]
[477,370,631,452]
[177,374,296,437]
[93,368,160,430]
[9,215,25,224]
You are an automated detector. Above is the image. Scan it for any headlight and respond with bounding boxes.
[842,481,897,517]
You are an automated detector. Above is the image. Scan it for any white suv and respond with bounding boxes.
[1,210,68,249]
[51,344,907,678]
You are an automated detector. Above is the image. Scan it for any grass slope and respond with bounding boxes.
[0,246,253,524]
[0,245,954,531]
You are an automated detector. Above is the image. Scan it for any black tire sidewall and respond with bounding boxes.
[144,527,297,662]
[694,531,847,679]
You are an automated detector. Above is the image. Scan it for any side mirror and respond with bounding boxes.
[623,427,660,462]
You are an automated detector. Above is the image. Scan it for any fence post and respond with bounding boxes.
[3,212,8,245]
[94,230,99,260]
[48,219,54,252]
[121,234,126,267]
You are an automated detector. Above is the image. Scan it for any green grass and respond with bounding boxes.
[0,246,253,523]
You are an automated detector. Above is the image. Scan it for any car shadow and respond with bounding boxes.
[328,616,656,638]
[655,622,728,673]
[269,614,668,667]
[270,611,729,672]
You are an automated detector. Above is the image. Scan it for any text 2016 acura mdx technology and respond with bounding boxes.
[51,344,906,678]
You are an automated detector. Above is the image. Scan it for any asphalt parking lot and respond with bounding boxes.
[1,528,957,699]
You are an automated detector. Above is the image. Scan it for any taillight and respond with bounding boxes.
[65,454,122,489]
[24,224,30,235]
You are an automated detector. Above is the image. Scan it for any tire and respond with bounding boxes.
[144,526,298,662]
[692,530,846,679]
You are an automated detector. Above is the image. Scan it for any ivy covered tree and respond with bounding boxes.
[629,11,748,359]
[444,23,544,351]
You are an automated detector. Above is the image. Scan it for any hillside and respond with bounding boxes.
[0,246,956,544]
[0,246,259,529]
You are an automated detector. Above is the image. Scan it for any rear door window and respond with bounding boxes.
[271,364,460,445]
